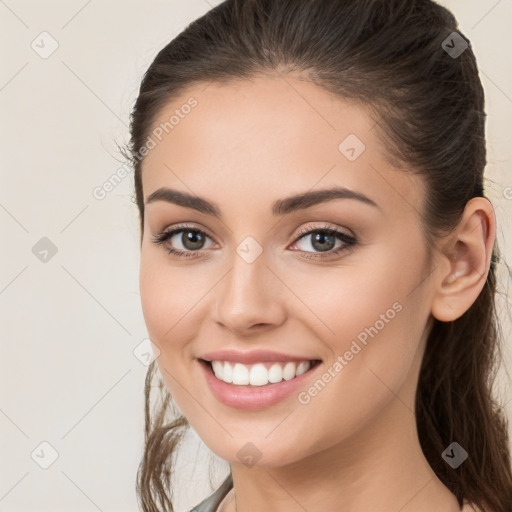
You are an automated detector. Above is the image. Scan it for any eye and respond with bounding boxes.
[289,225,358,259]
[151,224,215,258]
[151,223,358,260]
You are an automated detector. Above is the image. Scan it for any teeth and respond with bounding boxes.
[210,360,314,386]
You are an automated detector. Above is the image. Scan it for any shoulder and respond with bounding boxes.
[215,488,235,512]
[188,474,234,512]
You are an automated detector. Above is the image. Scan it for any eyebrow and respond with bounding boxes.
[145,186,380,217]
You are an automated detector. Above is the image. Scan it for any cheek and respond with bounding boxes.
[138,255,206,413]
[285,241,425,350]
[138,249,222,394]
[139,254,194,374]
[284,241,429,414]
[139,248,206,342]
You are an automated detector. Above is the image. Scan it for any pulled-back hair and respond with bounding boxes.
[125,1,512,510]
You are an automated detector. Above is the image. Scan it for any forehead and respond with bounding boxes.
[141,75,424,220]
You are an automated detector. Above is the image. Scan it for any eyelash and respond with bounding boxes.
[151,223,358,260]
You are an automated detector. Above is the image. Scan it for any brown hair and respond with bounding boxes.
[124,1,512,510]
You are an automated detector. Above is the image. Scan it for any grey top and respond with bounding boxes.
[188,474,233,512]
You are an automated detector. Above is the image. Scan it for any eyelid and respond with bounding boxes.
[151,222,218,249]
[155,222,353,243]
[293,222,357,240]
[155,222,216,240]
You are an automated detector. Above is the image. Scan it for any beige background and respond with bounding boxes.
[0,1,510,510]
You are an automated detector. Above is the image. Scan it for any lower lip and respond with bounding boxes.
[198,359,323,410]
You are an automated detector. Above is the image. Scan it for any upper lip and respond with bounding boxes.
[199,349,321,365]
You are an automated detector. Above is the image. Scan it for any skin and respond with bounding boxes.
[138,73,495,512]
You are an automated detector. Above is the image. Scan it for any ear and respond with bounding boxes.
[431,197,496,322]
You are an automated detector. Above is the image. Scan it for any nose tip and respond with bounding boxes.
[214,263,286,335]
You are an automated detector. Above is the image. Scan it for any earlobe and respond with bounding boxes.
[431,197,496,323]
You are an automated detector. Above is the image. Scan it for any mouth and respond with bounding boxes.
[198,356,325,410]
[198,358,323,387]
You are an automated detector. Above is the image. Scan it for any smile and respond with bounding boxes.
[209,360,319,386]
[198,358,323,410]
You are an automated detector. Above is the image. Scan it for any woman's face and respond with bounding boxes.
[139,75,437,467]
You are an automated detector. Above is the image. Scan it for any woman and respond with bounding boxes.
[124,0,512,511]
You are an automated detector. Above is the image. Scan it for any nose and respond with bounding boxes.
[214,253,287,336]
